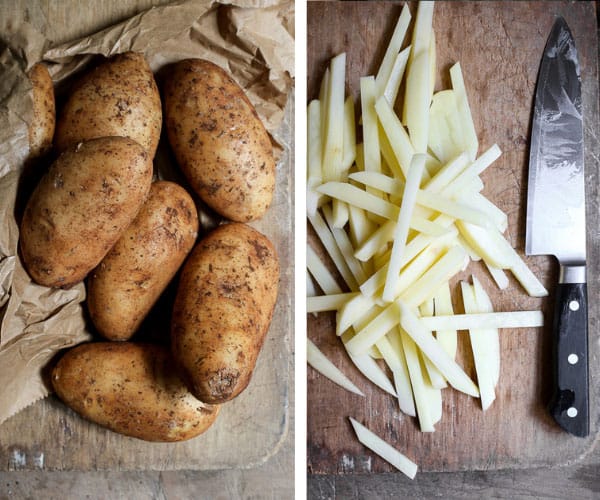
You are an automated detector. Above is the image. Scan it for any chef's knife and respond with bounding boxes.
[526,17,588,437]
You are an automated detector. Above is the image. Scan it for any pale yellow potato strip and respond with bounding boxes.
[322,205,368,286]
[342,333,397,397]
[307,245,342,295]
[440,144,501,197]
[419,299,448,390]
[420,351,443,424]
[375,3,412,95]
[400,328,435,432]
[317,182,448,236]
[308,210,359,291]
[336,293,378,335]
[307,100,323,216]
[375,95,415,178]
[458,191,508,233]
[399,301,480,397]
[485,261,510,290]
[433,282,457,358]
[388,328,416,416]
[322,53,346,183]
[403,1,434,152]
[472,276,500,386]
[420,310,545,331]
[307,293,358,313]
[423,151,470,194]
[308,339,365,397]
[510,253,549,297]
[461,281,496,410]
[450,62,479,161]
[383,46,411,106]
[383,154,427,302]
[398,245,468,308]
[416,189,492,228]
[349,417,418,479]
[342,96,357,171]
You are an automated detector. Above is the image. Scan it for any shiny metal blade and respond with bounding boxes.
[525,17,586,265]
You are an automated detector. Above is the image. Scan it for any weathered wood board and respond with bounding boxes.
[307,1,599,474]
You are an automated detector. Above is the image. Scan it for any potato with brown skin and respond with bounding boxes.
[54,52,162,157]
[171,222,280,404]
[164,59,275,222]
[52,342,220,442]
[87,181,199,341]
[27,62,55,159]
[20,136,153,288]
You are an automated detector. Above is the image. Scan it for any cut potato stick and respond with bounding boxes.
[403,1,434,152]
[348,202,377,249]
[317,182,448,236]
[376,335,420,415]
[428,89,465,163]
[308,210,359,291]
[461,281,496,411]
[375,95,415,178]
[441,144,501,197]
[383,154,427,302]
[342,96,357,171]
[375,3,412,96]
[322,205,368,286]
[387,329,417,416]
[398,301,480,398]
[415,189,492,228]
[383,46,411,106]
[307,245,342,295]
[450,62,479,161]
[472,276,500,386]
[401,328,435,432]
[322,52,346,183]
[422,151,470,193]
[419,299,448,390]
[509,253,549,298]
[342,333,397,397]
[433,283,457,358]
[349,417,418,479]
[420,350,443,424]
[307,99,323,216]
[457,190,508,233]
[456,221,514,269]
[307,293,358,313]
[308,339,365,397]
[360,76,382,177]
[420,310,544,331]
[337,292,378,335]
[456,233,483,262]
[485,261,510,290]
[398,245,468,308]
[345,301,402,356]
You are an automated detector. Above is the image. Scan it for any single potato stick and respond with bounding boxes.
[308,339,365,397]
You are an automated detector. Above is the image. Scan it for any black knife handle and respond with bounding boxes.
[549,281,589,437]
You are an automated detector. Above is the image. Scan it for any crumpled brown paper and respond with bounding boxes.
[0,0,294,424]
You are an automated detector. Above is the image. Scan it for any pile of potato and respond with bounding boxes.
[20,52,280,442]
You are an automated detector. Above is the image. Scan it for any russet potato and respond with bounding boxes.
[27,62,55,159]
[87,180,199,341]
[52,342,220,442]
[171,222,279,404]
[20,136,153,288]
[54,52,162,157]
[164,59,275,222]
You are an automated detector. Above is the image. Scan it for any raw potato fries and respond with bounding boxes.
[307,2,547,475]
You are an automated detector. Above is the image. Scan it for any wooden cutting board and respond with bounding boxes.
[307,1,599,474]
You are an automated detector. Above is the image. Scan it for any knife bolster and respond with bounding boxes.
[559,265,586,284]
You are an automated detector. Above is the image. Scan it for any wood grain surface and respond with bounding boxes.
[307,1,599,475]
[0,0,293,472]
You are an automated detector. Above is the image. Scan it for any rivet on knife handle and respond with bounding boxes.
[549,269,589,437]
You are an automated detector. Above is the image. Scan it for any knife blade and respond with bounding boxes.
[526,16,588,437]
